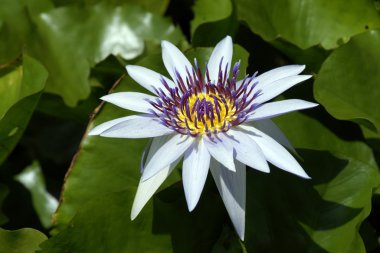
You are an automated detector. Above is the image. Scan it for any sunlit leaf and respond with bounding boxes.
[14,161,58,228]
[0,55,48,165]
[30,3,184,106]
[191,0,232,35]
[0,55,47,120]
[314,30,380,132]
[236,0,380,49]
[191,0,238,46]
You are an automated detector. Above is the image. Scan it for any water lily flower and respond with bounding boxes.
[89,36,318,240]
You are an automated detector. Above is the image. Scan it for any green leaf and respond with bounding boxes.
[14,161,58,228]
[0,228,47,253]
[52,52,178,229]
[39,190,172,252]
[0,55,47,120]
[191,0,238,47]
[30,3,184,106]
[0,0,53,64]
[0,56,48,165]
[191,0,232,35]
[314,30,380,132]
[241,111,380,252]
[236,0,380,49]
[0,184,9,225]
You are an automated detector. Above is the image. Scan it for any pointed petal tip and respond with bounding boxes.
[87,130,98,136]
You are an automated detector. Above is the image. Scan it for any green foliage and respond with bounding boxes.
[0,55,48,164]
[0,228,47,253]
[1,0,380,251]
[314,30,380,132]
[236,0,380,49]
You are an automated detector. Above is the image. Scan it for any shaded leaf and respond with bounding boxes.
[314,30,380,132]
[0,184,9,225]
[236,0,380,49]
[153,181,226,253]
[39,190,172,253]
[14,161,58,228]
[0,0,53,64]
[241,111,380,252]
[0,228,47,253]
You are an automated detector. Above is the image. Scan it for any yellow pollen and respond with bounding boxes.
[177,92,236,135]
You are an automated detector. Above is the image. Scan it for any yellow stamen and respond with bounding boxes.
[177,92,236,135]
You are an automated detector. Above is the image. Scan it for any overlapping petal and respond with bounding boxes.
[207,36,233,83]
[88,116,132,136]
[101,92,157,113]
[182,138,211,211]
[253,75,312,104]
[210,159,246,240]
[227,129,270,173]
[141,134,194,181]
[252,119,296,153]
[100,115,173,138]
[203,134,235,172]
[247,99,318,121]
[126,65,176,95]
[131,135,180,220]
[239,125,310,179]
[161,40,194,84]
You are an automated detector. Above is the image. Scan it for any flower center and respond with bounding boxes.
[177,92,236,135]
[148,59,261,137]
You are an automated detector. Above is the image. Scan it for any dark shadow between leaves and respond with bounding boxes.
[152,177,228,253]
[245,149,362,253]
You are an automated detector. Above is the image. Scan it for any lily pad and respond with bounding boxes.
[236,0,380,49]
[0,228,47,253]
[30,2,184,106]
[314,30,380,132]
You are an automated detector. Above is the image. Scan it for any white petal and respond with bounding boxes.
[101,92,157,113]
[251,119,296,153]
[88,116,133,136]
[126,65,176,95]
[246,99,318,121]
[161,40,193,84]
[238,125,310,179]
[142,134,194,181]
[131,135,180,220]
[236,65,305,91]
[207,36,233,83]
[210,159,246,240]
[100,115,173,138]
[182,138,211,211]
[254,75,312,104]
[254,65,306,91]
[203,134,235,172]
[227,129,269,173]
